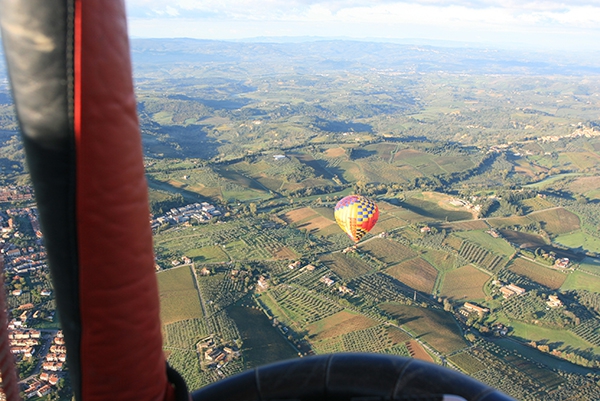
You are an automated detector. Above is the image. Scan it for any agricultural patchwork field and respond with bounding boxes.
[498,229,547,248]
[567,175,600,195]
[438,220,489,232]
[507,320,600,354]
[269,285,343,325]
[401,194,473,222]
[521,197,555,212]
[358,238,417,265]
[577,257,600,276]
[296,215,336,234]
[187,245,229,263]
[319,253,373,280]
[508,257,567,289]
[555,231,600,254]
[385,257,438,293]
[560,270,600,293]
[281,207,318,224]
[311,324,413,356]
[228,305,299,368]
[526,207,580,236]
[457,240,508,273]
[454,230,515,256]
[306,310,379,341]
[448,351,487,374]
[422,249,461,271]
[380,303,467,354]
[440,265,490,301]
[369,215,406,234]
[406,340,434,362]
[157,265,204,324]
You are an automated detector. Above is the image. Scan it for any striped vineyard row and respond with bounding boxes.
[312,324,411,357]
[572,318,600,347]
[270,285,343,324]
[349,273,412,304]
[458,241,506,273]
[164,318,211,349]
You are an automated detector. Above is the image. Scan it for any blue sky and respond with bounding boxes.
[126,0,600,51]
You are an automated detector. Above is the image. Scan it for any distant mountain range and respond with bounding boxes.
[130,38,600,76]
[1,37,599,84]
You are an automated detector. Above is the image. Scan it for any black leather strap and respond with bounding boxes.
[191,353,515,401]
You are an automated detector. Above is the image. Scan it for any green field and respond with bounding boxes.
[506,320,600,354]
[157,266,204,324]
[455,230,515,256]
[577,257,600,276]
[228,305,299,368]
[560,270,600,293]
[401,194,473,222]
[380,303,467,354]
[555,230,600,254]
[525,173,583,189]
[187,245,230,263]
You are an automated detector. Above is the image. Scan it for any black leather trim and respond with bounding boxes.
[0,1,81,400]
[190,353,516,401]
[167,363,191,401]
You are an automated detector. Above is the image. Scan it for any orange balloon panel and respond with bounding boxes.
[334,195,379,242]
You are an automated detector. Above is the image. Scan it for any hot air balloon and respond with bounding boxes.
[334,195,379,243]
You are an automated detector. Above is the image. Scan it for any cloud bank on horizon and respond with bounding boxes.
[126,0,600,51]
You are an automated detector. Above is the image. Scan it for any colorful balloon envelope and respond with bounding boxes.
[334,195,379,243]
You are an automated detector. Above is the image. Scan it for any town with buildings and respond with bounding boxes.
[150,202,221,232]
[0,194,68,399]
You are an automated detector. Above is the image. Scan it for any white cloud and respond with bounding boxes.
[125,0,600,50]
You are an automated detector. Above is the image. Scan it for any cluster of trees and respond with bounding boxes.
[149,193,186,215]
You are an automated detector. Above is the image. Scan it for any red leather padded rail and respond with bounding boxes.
[74,1,174,400]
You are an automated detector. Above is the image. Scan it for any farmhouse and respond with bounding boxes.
[223,347,241,358]
[257,276,269,291]
[37,385,52,398]
[486,229,500,238]
[492,323,509,336]
[555,258,570,268]
[342,246,357,254]
[506,283,525,294]
[501,283,526,298]
[546,295,563,308]
[337,285,353,295]
[463,302,489,315]
[320,276,335,286]
[205,348,226,362]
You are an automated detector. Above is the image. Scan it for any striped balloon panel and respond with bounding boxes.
[334,195,379,242]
